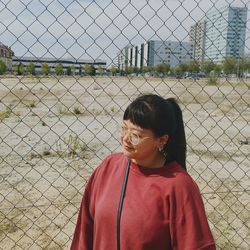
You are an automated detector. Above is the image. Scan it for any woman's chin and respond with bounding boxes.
[122,146,135,156]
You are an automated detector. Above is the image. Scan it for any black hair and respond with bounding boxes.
[123,94,187,170]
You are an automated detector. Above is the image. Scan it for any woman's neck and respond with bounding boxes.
[131,151,166,169]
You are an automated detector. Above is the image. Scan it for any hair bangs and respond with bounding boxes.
[123,101,154,129]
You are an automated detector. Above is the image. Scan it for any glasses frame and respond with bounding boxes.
[120,125,151,146]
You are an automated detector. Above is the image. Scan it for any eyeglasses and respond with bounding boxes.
[120,125,151,146]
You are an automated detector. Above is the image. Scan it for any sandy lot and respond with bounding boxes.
[0,76,249,249]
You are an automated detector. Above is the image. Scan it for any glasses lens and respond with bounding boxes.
[120,126,140,145]
[130,133,139,145]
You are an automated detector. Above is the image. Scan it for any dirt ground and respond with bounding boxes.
[0,76,249,249]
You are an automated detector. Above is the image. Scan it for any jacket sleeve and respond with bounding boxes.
[169,175,216,250]
[70,173,95,250]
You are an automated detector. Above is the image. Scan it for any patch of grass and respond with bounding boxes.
[73,106,82,115]
[43,147,51,156]
[30,152,40,159]
[64,134,87,157]
[111,106,116,113]
[56,134,88,158]
[57,105,68,115]
[41,120,47,126]
[0,106,12,121]
[29,101,36,108]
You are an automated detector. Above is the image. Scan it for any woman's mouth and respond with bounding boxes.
[123,144,134,151]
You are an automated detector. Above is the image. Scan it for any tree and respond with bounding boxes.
[0,60,7,75]
[173,66,182,76]
[222,57,237,75]
[213,64,222,77]
[124,66,134,75]
[133,67,140,75]
[154,63,170,75]
[97,66,105,76]
[187,60,200,73]
[201,61,215,76]
[238,58,250,78]
[41,63,50,75]
[67,66,71,76]
[141,66,153,73]
[66,65,75,76]
[27,62,35,75]
[110,66,118,76]
[178,63,189,75]
[84,64,96,76]
[55,63,64,75]
[14,63,25,75]
[245,58,250,72]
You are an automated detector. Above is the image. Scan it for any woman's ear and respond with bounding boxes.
[158,134,169,147]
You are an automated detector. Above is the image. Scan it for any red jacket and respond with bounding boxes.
[71,153,216,250]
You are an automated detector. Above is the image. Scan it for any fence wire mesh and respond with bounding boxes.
[0,0,249,249]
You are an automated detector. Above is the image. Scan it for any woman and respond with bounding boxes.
[71,94,216,250]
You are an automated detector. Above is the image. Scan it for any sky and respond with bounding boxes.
[0,0,249,67]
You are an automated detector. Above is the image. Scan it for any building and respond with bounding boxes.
[117,40,193,71]
[145,40,193,68]
[12,56,106,75]
[117,46,130,72]
[204,5,247,63]
[0,42,14,70]
[189,20,206,63]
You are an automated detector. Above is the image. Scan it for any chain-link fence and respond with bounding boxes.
[0,0,249,249]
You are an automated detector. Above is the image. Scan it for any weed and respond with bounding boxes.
[43,147,51,156]
[29,101,36,108]
[41,120,46,126]
[0,106,12,121]
[57,105,68,115]
[55,134,87,157]
[111,106,116,113]
[30,151,42,159]
[73,106,82,115]
[63,134,87,157]
[30,152,37,159]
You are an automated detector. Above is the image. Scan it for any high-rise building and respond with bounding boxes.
[117,40,193,71]
[189,21,206,63]
[146,40,193,68]
[117,46,130,71]
[204,5,247,63]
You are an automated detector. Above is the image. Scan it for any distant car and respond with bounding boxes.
[188,75,199,80]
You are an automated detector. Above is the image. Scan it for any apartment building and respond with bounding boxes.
[189,20,206,62]
[204,6,247,63]
[117,40,193,71]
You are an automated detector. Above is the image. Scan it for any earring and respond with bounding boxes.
[158,144,164,152]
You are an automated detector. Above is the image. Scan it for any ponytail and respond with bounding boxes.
[163,98,187,171]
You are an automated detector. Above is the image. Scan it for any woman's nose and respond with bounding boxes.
[122,132,131,143]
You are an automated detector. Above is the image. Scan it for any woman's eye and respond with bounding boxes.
[121,126,127,132]
[131,133,140,138]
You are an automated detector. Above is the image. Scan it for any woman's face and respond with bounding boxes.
[120,120,167,164]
